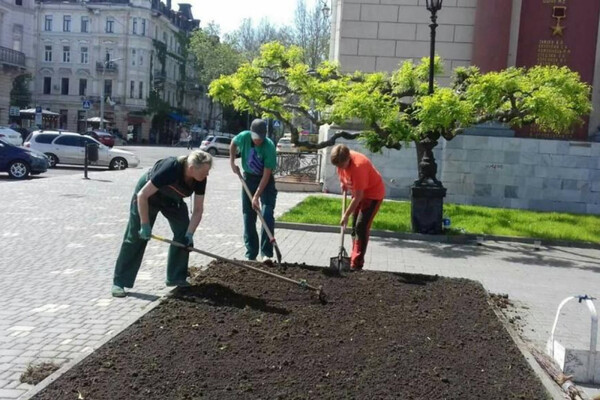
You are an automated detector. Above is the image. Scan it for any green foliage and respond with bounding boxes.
[209,42,591,152]
[189,29,244,87]
[10,74,32,108]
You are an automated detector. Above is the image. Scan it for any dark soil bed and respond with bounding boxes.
[33,262,549,399]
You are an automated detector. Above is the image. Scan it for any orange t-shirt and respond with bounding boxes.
[336,151,385,200]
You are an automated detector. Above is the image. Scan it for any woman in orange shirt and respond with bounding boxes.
[331,144,385,271]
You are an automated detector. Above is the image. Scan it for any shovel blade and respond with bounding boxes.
[329,255,351,272]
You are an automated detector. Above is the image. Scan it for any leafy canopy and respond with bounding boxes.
[209,42,591,152]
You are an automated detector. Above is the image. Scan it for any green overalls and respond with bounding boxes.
[113,159,196,288]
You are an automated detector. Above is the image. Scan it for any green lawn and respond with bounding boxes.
[278,196,600,244]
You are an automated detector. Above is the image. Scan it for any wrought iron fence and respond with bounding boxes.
[275,151,321,182]
[0,46,25,67]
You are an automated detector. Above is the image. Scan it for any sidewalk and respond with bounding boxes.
[1,158,598,399]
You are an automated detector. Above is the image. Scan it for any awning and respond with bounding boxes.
[86,117,110,123]
[168,112,188,123]
[19,108,59,115]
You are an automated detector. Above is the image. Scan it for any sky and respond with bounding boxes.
[184,0,323,35]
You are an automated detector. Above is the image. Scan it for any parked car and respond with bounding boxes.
[24,130,139,170]
[0,127,24,146]
[85,130,115,147]
[276,137,298,153]
[200,135,234,156]
[0,138,48,179]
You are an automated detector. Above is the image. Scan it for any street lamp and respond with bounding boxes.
[99,57,123,130]
[425,0,442,94]
[320,0,330,18]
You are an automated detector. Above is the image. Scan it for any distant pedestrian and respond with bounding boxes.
[229,119,277,261]
[111,150,212,297]
[330,144,385,271]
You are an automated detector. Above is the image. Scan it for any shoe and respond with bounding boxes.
[111,285,126,297]
[350,265,363,272]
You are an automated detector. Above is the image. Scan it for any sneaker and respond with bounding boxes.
[111,285,126,297]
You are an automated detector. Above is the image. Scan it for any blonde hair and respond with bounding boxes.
[181,150,213,169]
[330,144,350,166]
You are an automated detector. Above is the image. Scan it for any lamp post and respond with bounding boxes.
[425,0,442,95]
[410,0,445,235]
[320,0,330,17]
[99,57,123,131]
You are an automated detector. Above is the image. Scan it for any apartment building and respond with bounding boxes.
[33,0,203,142]
[0,0,35,124]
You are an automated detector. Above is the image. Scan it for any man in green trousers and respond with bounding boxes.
[111,150,212,297]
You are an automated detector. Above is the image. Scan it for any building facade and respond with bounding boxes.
[329,0,600,140]
[31,0,210,142]
[0,0,35,124]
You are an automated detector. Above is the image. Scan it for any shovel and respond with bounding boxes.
[151,234,327,304]
[237,174,283,265]
[329,191,351,274]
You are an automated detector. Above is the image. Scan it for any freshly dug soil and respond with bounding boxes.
[33,262,549,399]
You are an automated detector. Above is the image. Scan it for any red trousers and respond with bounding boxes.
[350,198,382,270]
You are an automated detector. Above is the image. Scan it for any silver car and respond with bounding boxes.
[24,130,139,169]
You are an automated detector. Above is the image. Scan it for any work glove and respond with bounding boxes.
[184,232,194,249]
[138,223,152,240]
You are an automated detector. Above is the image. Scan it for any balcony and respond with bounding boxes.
[96,61,118,73]
[0,46,26,68]
[153,70,167,82]
[186,82,203,93]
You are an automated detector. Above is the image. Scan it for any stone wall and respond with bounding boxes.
[319,126,600,214]
[335,0,476,79]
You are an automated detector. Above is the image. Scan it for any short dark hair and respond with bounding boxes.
[331,144,350,166]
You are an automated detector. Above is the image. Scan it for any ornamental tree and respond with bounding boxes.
[209,42,591,183]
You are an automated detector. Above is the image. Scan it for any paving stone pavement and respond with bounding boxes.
[0,149,598,399]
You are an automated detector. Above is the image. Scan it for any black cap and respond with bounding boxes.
[250,119,267,140]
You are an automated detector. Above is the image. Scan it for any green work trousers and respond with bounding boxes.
[113,173,190,288]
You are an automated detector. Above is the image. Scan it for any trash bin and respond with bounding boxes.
[87,143,99,162]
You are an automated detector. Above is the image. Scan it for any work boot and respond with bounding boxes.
[166,280,191,287]
[111,285,126,297]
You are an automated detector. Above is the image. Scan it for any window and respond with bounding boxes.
[44,16,52,31]
[80,46,88,64]
[131,49,136,66]
[54,135,81,147]
[79,79,87,96]
[81,17,89,33]
[61,78,69,95]
[132,18,137,34]
[44,45,52,62]
[15,0,22,6]
[130,81,135,98]
[35,133,59,144]
[106,18,114,33]
[13,25,23,52]
[138,81,143,99]
[162,32,167,43]
[63,15,71,32]
[141,19,146,36]
[62,46,70,63]
[43,77,51,94]
[139,50,144,66]
[104,79,112,97]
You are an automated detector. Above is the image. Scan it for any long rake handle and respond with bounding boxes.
[151,234,319,293]
[237,174,282,263]
[339,191,347,251]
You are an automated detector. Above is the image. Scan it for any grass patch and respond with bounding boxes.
[278,195,600,244]
[20,362,60,385]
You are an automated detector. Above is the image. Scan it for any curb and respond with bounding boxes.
[275,221,600,250]
[488,301,565,400]
[20,291,169,399]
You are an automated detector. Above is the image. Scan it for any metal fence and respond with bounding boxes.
[275,151,322,182]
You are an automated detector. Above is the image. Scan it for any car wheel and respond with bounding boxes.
[45,153,58,168]
[8,160,30,179]
[109,157,128,170]
[208,148,217,156]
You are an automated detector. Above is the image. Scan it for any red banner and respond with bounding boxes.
[515,0,600,140]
